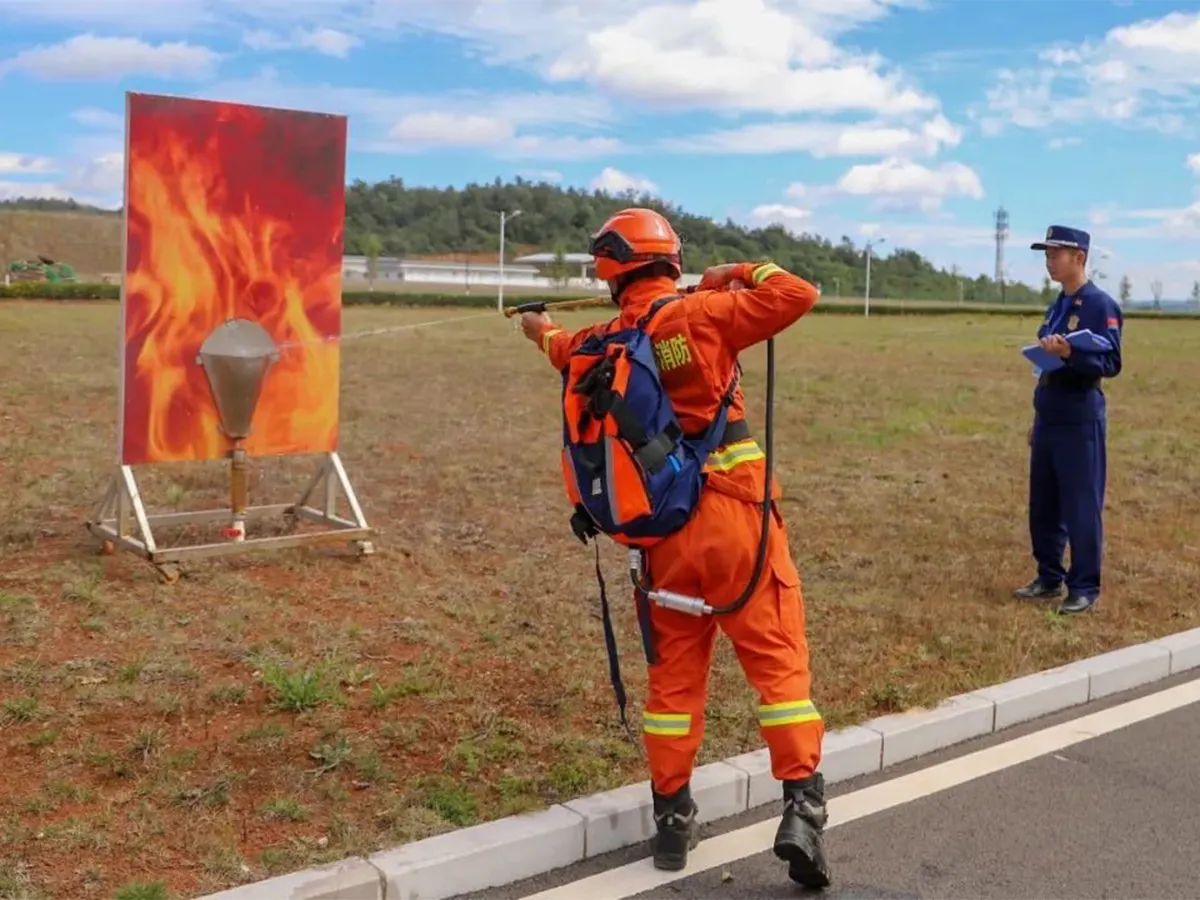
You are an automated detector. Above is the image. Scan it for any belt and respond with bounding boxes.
[1038,370,1100,391]
[685,417,751,446]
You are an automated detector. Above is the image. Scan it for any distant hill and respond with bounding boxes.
[3,181,1048,303]
[0,200,122,277]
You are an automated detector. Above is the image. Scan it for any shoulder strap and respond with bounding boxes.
[635,294,681,331]
[692,362,741,456]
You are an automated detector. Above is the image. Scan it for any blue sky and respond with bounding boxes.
[3,0,1200,298]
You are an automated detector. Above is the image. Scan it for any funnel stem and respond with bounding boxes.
[229,444,247,542]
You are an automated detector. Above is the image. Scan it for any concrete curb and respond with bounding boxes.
[194,626,1200,900]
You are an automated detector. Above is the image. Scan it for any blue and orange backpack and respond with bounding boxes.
[559,295,739,550]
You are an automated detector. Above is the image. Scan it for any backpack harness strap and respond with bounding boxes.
[562,294,748,742]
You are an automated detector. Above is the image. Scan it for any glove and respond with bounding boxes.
[697,263,754,292]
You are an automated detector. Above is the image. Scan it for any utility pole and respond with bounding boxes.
[864,237,885,317]
[994,205,1009,304]
[497,208,521,312]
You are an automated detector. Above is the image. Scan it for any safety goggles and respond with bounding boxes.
[588,229,682,267]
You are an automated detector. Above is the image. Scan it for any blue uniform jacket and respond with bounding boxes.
[1034,281,1123,424]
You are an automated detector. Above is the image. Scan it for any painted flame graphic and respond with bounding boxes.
[120,93,347,465]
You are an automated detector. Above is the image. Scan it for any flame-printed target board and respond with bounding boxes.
[118,92,347,465]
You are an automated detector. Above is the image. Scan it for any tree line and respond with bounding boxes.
[343,177,1055,305]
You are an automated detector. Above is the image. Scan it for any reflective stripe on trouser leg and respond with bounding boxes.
[643,708,701,797]
[643,710,692,737]
[758,699,822,728]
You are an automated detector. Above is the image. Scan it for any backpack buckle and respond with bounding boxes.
[570,505,599,544]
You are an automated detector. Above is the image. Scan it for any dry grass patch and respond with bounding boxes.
[0,210,123,279]
[0,300,1196,898]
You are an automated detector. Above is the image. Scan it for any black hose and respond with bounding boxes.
[708,335,774,616]
[629,336,775,615]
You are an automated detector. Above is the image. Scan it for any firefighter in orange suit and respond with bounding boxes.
[520,208,830,888]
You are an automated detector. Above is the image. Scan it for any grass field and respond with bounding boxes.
[1,300,1197,899]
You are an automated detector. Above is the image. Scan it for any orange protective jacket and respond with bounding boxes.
[535,261,819,506]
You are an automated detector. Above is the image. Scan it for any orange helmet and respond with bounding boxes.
[588,207,682,283]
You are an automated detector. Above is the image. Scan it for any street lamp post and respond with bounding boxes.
[864,237,886,317]
[498,208,521,312]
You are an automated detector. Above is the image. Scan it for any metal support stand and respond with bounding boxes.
[86,451,375,583]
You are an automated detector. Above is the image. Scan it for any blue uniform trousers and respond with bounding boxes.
[1028,415,1106,597]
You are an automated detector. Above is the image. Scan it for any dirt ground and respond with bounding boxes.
[0,301,1197,899]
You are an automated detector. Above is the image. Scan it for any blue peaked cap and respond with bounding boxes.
[1030,224,1089,252]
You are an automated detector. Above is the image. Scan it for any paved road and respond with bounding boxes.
[463,671,1200,900]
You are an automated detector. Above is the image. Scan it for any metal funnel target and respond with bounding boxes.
[196,318,280,440]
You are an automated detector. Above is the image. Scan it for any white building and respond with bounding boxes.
[342,253,701,290]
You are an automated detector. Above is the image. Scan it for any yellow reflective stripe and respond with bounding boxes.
[752,262,785,284]
[541,328,565,354]
[643,711,691,736]
[758,700,822,728]
[706,439,765,472]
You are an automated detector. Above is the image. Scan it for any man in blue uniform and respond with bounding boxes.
[1014,225,1123,614]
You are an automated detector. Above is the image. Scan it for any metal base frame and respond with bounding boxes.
[86,451,375,581]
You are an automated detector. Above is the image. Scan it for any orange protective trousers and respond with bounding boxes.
[638,485,824,797]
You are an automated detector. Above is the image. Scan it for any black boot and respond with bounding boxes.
[651,783,699,871]
[1058,592,1098,614]
[1013,577,1064,601]
[773,773,832,889]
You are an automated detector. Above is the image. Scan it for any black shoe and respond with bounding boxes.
[651,784,699,871]
[1058,592,1098,615]
[773,773,832,889]
[1014,578,1064,601]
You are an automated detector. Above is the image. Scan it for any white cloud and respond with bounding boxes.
[540,0,934,116]
[0,180,69,201]
[243,27,362,58]
[1108,10,1200,54]
[835,158,984,210]
[979,9,1200,135]
[776,158,984,214]
[0,154,55,175]
[382,112,620,159]
[590,167,657,195]
[748,203,812,233]
[1188,152,1200,175]
[0,34,218,81]
[389,112,513,147]
[664,113,960,157]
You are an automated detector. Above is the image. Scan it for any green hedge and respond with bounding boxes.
[0,281,119,300]
[3,281,1198,320]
